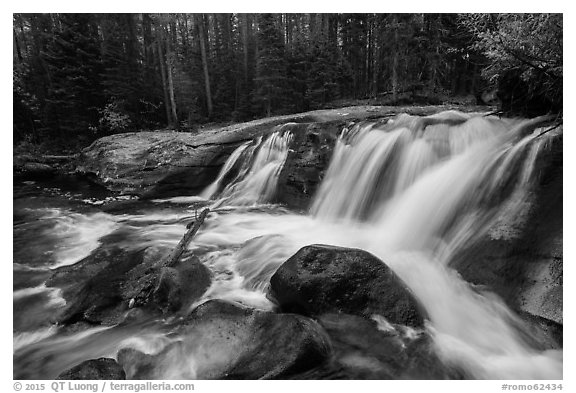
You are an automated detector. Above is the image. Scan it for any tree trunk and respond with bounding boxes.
[13,28,23,63]
[157,31,172,126]
[372,26,379,98]
[142,14,154,67]
[241,14,250,82]
[166,51,178,127]
[392,17,399,103]
[196,14,213,118]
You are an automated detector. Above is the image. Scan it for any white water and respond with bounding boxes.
[13,284,66,308]
[13,111,562,380]
[207,129,293,207]
[187,111,562,379]
[200,141,252,199]
[39,208,120,268]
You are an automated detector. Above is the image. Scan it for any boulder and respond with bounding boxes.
[150,262,212,314]
[56,358,125,380]
[47,246,211,325]
[269,244,426,328]
[117,300,332,379]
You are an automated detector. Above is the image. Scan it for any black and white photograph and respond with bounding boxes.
[12,11,564,385]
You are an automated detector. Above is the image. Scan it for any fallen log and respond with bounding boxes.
[129,208,211,312]
[158,207,210,268]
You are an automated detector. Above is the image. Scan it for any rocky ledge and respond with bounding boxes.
[75,105,486,205]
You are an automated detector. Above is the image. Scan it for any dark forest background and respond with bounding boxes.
[13,13,562,151]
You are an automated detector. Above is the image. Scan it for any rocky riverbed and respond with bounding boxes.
[14,105,562,380]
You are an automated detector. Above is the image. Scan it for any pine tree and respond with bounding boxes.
[43,14,104,141]
[254,14,287,117]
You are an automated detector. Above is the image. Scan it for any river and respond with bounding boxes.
[13,111,562,379]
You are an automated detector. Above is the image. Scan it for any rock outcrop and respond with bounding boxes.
[449,132,562,344]
[275,122,341,211]
[449,134,562,319]
[76,105,465,204]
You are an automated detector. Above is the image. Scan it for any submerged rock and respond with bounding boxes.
[56,358,126,380]
[269,244,426,328]
[290,313,465,379]
[118,300,332,379]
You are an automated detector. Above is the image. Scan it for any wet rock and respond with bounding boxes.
[47,247,139,325]
[449,134,563,325]
[47,246,211,325]
[151,262,212,314]
[118,300,332,379]
[270,245,426,328]
[290,313,465,379]
[77,113,322,198]
[56,358,126,380]
[117,349,157,380]
[275,122,342,210]
[515,311,563,350]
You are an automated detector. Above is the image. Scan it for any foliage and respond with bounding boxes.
[460,13,562,115]
[98,101,133,134]
[253,14,287,116]
[12,13,563,150]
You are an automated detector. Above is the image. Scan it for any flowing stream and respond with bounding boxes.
[13,111,562,379]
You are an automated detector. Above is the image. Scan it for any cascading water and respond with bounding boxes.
[204,127,293,207]
[13,111,562,380]
[200,140,252,200]
[191,111,562,379]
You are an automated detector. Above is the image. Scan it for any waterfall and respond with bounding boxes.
[200,141,252,200]
[311,113,550,258]
[305,112,562,378]
[192,111,561,378]
[206,129,293,207]
[14,110,561,380]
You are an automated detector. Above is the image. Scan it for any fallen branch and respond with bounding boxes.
[536,123,562,139]
[42,154,77,160]
[159,208,210,268]
[129,208,211,311]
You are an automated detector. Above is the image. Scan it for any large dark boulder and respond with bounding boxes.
[269,245,426,328]
[117,300,332,379]
[56,358,126,380]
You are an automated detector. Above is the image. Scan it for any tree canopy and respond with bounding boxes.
[13,13,562,148]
